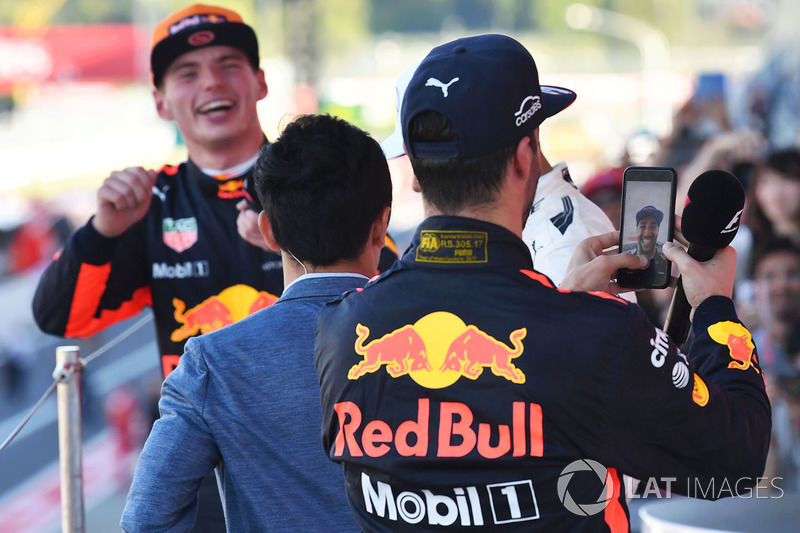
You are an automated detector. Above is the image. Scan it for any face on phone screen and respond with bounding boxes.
[617,168,676,289]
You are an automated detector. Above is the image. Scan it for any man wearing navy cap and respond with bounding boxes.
[379,60,617,287]
[631,205,664,257]
[315,34,770,531]
[622,205,669,284]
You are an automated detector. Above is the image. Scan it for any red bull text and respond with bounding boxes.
[332,398,544,459]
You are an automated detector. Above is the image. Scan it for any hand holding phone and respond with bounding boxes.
[616,167,677,290]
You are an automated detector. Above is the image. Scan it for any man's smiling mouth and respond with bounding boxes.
[198,99,235,114]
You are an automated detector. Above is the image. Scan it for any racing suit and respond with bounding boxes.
[32,158,285,378]
[315,215,771,532]
[523,162,616,286]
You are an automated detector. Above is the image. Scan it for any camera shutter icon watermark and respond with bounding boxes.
[557,459,615,516]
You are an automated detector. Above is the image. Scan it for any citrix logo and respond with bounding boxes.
[557,459,614,516]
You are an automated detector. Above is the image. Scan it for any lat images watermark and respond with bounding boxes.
[557,459,785,516]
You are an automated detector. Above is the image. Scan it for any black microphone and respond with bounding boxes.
[663,170,745,344]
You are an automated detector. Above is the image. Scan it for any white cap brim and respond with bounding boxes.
[381,127,405,159]
[380,60,422,160]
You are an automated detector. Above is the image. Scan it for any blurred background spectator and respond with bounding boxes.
[746,148,800,257]
[0,199,73,279]
[749,237,800,375]
[747,237,800,493]
[736,45,800,151]
[582,167,624,229]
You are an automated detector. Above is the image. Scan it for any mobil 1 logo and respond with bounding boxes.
[487,480,540,524]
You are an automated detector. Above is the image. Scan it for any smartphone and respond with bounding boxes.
[616,166,677,290]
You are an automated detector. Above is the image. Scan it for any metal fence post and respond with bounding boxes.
[54,345,85,533]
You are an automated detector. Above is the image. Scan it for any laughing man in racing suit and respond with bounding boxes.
[32,4,282,380]
[31,6,281,532]
[314,34,771,532]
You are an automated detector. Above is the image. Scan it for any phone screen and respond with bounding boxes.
[617,167,677,289]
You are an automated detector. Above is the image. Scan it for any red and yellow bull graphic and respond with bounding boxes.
[691,374,709,407]
[349,325,430,379]
[337,314,537,459]
[348,312,526,388]
[171,284,278,342]
[216,178,244,199]
[707,321,759,373]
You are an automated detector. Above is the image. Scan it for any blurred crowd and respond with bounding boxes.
[581,59,800,494]
[0,200,72,280]
[0,199,73,402]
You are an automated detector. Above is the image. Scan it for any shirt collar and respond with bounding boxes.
[285,272,370,291]
[199,152,260,179]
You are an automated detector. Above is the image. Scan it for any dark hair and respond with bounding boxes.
[253,114,392,266]
[743,147,800,249]
[407,111,517,214]
[764,148,800,180]
[751,236,800,276]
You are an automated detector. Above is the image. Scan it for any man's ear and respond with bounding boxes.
[371,206,391,249]
[257,69,268,101]
[258,210,280,252]
[153,88,173,120]
[512,133,537,180]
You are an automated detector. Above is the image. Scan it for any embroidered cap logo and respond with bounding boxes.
[425,77,460,97]
[514,95,541,127]
[187,30,215,46]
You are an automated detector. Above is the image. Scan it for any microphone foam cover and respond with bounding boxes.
[682,170,745,250]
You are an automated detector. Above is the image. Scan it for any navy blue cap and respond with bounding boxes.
[401,34,576,160]
[636,205,664,226]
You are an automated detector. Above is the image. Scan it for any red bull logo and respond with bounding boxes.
[707,321,759,373]
[348,312,526,388]
[440,326,526,383]
[349,324,431,379]
[692,373,709,407]
[333,399,544,459]
[171,284,278,342]
[217,178,244,199]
